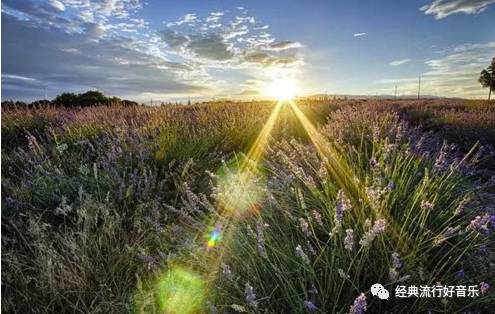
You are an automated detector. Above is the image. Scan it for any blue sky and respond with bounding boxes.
[2,0,494,101]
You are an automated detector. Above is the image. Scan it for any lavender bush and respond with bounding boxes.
[2,100,494,313]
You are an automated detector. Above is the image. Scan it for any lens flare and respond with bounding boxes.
[216,167,266,217]
[206,226,222,249]
[155,267,205,314]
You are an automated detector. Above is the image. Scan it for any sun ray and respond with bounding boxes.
[288,100,410,251]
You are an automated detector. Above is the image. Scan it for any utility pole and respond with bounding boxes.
[394,85,397,99]
[417,75,421,100]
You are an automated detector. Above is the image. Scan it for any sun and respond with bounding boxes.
[263,77,297,101]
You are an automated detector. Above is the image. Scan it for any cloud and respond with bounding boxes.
[1,10,206,101]
[48,0,65,11]
[353,32,367,37]
[389,59,411,66]
[2,3,304,101]
[420,0,495,19]
[267,41,303,51]
[167,13,197,26]
[375,42,495,98]
[186,34,234,61]
[160,10,304,69]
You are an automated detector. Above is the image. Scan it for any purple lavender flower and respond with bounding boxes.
[386,181,395,191]
[245,282,258,308]
[300,218,310,238]
[344,229,354,251]
[312,210,324,227]
[372,219,386,233]
[296,244,310,265]
[221,263,233,280]
[480,282,489,295]
[420,200,434,211]
[456,268,465,278]
[137,254,155,264]
[304,300,318,311]
[391,252,402,269]
[359,219,386,247]
[335,190,351,227]
[444,225,460,237]
[467,213,493,235]
[349,293,367,314]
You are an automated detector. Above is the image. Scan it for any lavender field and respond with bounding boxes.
[1,99,494,313]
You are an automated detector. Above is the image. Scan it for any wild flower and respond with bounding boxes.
[221,263,233,280]
[306,241,317,256]
[54,196,72,216]
[295,244,310,265]
[312,210,324,227]
[299,218,310,238]
[456,269,465,278]
[338,268,350,279]
[349,293,367,314]
[344,229,354,251]
[467,213,494,235]
[434,147,448,171]
[335,189,351,227]
[386,181,395,191]
[256,221,267,257]
[359,219,386,247]
[246,224,256,238]
[245,282,258,308]
[420,200,434,211]
[480,282,489,295]
[304,300,318,311]
[444,225,461,237]
[391,252,402,269]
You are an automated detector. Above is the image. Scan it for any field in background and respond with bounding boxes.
[2,99,494,313]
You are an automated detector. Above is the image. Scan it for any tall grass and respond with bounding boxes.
[2,100,494,313]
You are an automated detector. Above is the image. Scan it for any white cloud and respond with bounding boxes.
[161,10,304,70]
[2,74,39,82]
[267,41,303,51]
[420,0,495,19]
[2,2,305,100]
[48,0,65,11]
[376,42,495,98]
[353,32,367,37]
[389,58,411,66]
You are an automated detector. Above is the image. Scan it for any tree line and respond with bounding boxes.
[1,90,139,108]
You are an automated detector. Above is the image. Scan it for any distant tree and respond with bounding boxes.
[121,99,139,106]
[53,92,78,107]
[479,57,495,100]
[77,90,107,106]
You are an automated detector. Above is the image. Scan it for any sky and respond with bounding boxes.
[1,0,495,102]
